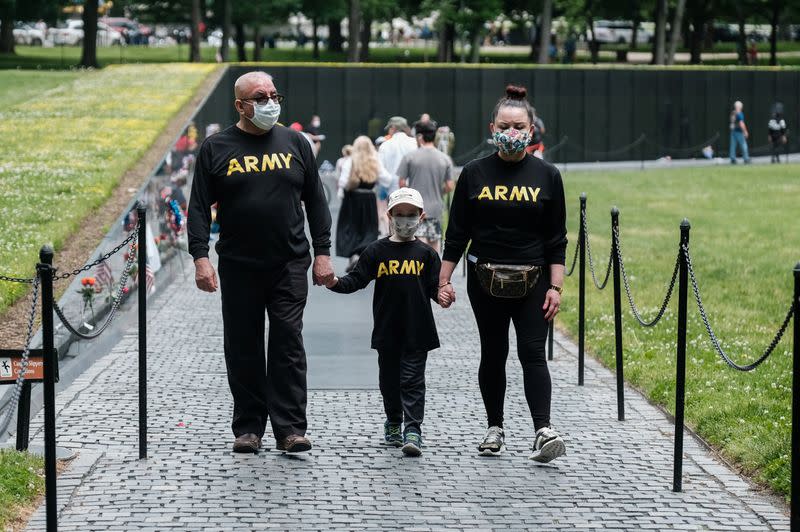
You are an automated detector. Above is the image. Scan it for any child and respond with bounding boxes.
[326,188,442,456]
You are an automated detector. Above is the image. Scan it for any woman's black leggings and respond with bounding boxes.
[467,265,551,431]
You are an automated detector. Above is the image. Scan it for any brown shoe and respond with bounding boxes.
[276,434,312,453]
[232,433,261,453]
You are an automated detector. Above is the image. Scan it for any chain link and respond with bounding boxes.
[683,243,794,371]
[615,224,680,327]
[53,230,139,340]
[0,273,36,284]
[53,221,139,281]
[584,213,613,290]
[565,237,580,277]
[0,274,41,436]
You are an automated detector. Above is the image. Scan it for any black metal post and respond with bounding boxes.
[673,219,691,493]
[791,261,799,530]
[578,193,586,386]
[37,246,57,532]
[15,381,31,451]
[137,204,148,460]
[547,321,554,361]
[611,207,625,421]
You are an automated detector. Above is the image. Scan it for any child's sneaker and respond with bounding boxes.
[530,426,566,463]
[383,421,403,447]
[478,426,505,456]
[401,431,422,457]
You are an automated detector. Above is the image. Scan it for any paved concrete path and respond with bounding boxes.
[21,247,789,531]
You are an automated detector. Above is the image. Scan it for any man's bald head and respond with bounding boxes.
[234,71,274,99]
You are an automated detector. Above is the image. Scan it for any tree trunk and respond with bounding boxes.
[769,1,781,66]
[80,0,99,68]
[312,17,319,59]
[437,22,454,62]
[653,0,667,64]
[0,0,16,55]
[736,14,746,64]
[537,0,553,63]
[630,3,640,53]
[358,14,371,62]
[253,25,262,61]
[220,0,231,61]
[666,0,686,65]
[234,21,246,61]
[347,0,360,62]
[189,0,201,62]
[469,28,482,63]
[328,18,343,52]
[689,13,705,64]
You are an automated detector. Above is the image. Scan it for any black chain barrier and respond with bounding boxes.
[614,224,680,327]
[0,275,40,435]
[565,238,579,277]
[0,273,36,284]
[642,132,721,157]
[52,226,139,340]
[683,243,795,372]
[53,227,138,282]
[568,134,646,159]
[583,213,613,290]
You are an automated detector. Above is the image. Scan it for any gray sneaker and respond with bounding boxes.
[530,426,566,463]
[478,426,505,456]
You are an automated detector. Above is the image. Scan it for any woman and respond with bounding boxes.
[438,85,568,463]
[335,144,353,183]
[336,136,392,271]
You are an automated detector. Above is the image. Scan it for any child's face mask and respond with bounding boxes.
[391,215,421,239]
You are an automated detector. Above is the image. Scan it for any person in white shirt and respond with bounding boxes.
[377,116,418,235]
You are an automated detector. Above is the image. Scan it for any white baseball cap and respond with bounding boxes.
[388,187,424,212]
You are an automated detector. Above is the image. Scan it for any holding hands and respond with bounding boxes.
[438,281,456,308]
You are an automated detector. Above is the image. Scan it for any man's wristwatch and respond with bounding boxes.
[549,284,563,294]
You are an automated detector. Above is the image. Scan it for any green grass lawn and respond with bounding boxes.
[0,449,44,528]
[558,163,799,500]
[0,71,79,109]
[0,63,216,313]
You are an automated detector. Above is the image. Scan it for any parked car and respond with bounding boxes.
[102,17,152,45]
[591,20,652,45]
[12,22,46,46]
[50,19,123,46]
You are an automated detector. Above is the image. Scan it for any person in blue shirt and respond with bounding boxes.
[729,101,751,164]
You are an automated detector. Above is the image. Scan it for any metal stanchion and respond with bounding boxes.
[15,382,31,451]
[37,246,57,532]
[673,219,691,493]
[611,207,625,421]
[137,204,148,460]
[547,321,554,361]
[578,193,586,386]
[792,261,799,530]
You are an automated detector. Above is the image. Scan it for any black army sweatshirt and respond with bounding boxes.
[329,238,441,353]
[187,124,331,268]
[442,153,567,266]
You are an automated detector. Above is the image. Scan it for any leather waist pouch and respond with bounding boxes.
[475,263,542,299]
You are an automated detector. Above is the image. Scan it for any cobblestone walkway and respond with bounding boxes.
[23,252,789,531]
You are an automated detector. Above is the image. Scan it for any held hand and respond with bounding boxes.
[438,283,456,308]
[542,289,561,321]
[313,255,335,286]
[325,276,339,289]
[194,258,218,293]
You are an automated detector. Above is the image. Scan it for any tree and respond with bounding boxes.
[0,0,15,55]
[766,0,787,66]
[685,0,713,64]
[537,0,553,63]
[80,0,99,68]
[652,0,667,64]
[189,0,201,62]
[347,0,360,61]
[220,0,231,61]
[666,0,686,65]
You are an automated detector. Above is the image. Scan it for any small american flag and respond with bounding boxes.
[145,264,155,295]
[96,261,114,290]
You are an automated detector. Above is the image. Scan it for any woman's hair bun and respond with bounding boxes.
[505,84,527,100]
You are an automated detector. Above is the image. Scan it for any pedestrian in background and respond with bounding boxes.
[729,101,751,164]
[768,106,788,164]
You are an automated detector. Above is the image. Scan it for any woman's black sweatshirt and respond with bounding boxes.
[442,153,567,266]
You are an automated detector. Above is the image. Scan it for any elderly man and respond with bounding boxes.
[729,100,751,164]
[188,71,333,454]
[377,116,418,234]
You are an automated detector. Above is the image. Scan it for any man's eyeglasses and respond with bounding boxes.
[241,94,285,105]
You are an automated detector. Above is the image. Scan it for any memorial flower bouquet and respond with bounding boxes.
[77,277,101,328]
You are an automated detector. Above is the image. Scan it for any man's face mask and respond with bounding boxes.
[391,215,421,239]
[493,127,530,155]
[245,99,281,131]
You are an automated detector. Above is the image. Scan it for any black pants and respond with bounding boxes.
[218,254,311,441]
[467,265,551,431]
[377,350,428,435]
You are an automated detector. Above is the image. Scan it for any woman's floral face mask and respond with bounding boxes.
[493,127,531,155]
